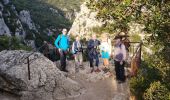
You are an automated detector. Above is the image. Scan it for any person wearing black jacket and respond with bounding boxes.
[87,34,101,73]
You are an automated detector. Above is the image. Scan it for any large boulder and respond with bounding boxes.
[0,50,83,100]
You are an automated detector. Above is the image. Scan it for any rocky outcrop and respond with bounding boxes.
[0,17,11,36]
[0,50,84,100]
[0,1,27,38]
[2,0,10,5]
[24,40,36,50]
[65,9,77,21]
[0,2,11,36]
[69,2,104,37]
[19,10,37,32]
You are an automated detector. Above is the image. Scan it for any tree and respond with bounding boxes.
[86,0,170,99]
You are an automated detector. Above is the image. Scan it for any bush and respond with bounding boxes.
[130,65,161,99]
[0,36,32,51]
[130,53,170,100]
[143,81,170,100]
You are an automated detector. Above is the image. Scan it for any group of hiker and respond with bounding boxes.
[52,28,128,83]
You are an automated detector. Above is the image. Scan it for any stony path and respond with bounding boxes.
[67,72,130,100]
[0,72,130,100]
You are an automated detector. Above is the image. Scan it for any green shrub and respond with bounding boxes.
[143,81,170,100]
[130,34,141,42]
[130,63,162,100]
[130,52,170,100]
[0,36,32,51]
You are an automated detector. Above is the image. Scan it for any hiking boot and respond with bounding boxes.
[95,68,101,72]
[62,69,68,72]
[90,68,94,73]
[118,80,125,84]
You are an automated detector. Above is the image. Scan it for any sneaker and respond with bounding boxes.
[117,79,126,84]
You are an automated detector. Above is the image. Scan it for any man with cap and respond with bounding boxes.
[114,36,127,83]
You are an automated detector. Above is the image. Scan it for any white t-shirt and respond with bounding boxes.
[100,41,111,55]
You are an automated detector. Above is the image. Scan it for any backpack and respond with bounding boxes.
[55,34,62,55]
[73,41,83,54]
[57,34,62,46]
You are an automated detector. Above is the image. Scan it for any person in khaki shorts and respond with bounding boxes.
[99,34,112,72]
[72,35,83,72]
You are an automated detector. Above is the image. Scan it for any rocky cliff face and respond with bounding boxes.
[0,0,39,50]
[0,0,30,38]
[19,10,37,32]
[0,0,84,51]
[0,2,11,36]
[69,2,104,37]
[0,50,84,100]
[69,2,146,39]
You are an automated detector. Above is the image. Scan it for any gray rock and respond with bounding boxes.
[69,2,104,37]
[0,50,84,100]
[24,40,36,50]
[3,0,10,5]
[0,17,11,36]
[0,3,11,36]
[19,10,37,32]
[15,19,26,39]
[0,3,3,12]
[65,10,76,21]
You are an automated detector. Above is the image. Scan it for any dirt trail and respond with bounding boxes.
[67,73,130,100]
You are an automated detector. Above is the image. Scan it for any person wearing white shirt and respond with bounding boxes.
[99,34,112,71]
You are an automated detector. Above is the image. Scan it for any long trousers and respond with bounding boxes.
[59,50,67,71]
[74,52,83,72]
[114,60,126,81]
[89,55,99,68]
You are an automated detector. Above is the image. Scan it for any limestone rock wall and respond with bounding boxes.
[69,2,104,37]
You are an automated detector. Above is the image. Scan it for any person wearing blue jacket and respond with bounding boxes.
[54,28,69,72]
[87,34,101,73]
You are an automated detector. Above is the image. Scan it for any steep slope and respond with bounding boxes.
[0,0,84,51]
[40,0,84,20]
[12,0,84,31]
